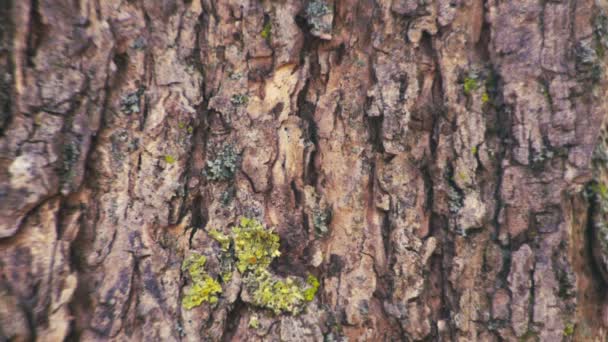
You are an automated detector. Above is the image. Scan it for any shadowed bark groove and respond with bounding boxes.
[1,0,608,341]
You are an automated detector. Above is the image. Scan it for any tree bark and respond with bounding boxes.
[1,0,608,341]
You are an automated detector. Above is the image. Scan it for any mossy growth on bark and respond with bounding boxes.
[230,93,249,106]
[461,67,499,106]
[312,208,331,236]
[181,254,222,309]
[209,228,230,251]
[586,181,608,253]
[119,88,144,114]
[463,77,479,95]
[204,144,239,182]
[303,274,320,301]
[232,218,319,314]
[586,129,608,285]
[248,315,260,329]
[261,20,271,41]
[233,217,282,273]
[186,218,320,314]
[306,0,332,33]
[61,140,80,185]
[164,155,176,164]
[245,269,319,315]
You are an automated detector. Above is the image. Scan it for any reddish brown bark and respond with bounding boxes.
[1,0,608,341]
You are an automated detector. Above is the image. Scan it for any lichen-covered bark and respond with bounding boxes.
[1,0,608,341]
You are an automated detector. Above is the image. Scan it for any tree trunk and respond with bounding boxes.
[1,0,608,341]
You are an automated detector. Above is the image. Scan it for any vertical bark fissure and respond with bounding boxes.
[0,0,14,135]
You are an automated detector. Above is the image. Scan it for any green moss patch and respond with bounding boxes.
[261,21,272,41]
[233,217,281,273]
[164,155,176,164]
[246,269,306,315]
[181,254,222,309]
[209,228,231,251]
[303,275,320,301]
[183,218,320,314]
[463,77,478,95]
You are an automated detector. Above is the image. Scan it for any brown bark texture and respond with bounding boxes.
[2,0,608,341]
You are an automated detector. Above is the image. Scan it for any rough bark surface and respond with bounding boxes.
[1,0,608,341]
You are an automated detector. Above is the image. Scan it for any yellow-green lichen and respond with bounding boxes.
[563,323,575,336]
[183,253,207,282]
[463,77,478,95]
[183,218,320,314]
[221,269,233,283]
[457,171,469,183]
[164,155,176,164]
[249,315,260,329]
[182,277,222,309]
[481,91,490,104]
[206,229,234,282]
[588,181,608,202]
[233,217,281,273]
[261,21,272,40]
[181,253,222,309]
[303,275,320,301]
[232,218,320,314]
[246,269,308,315]
[178,122,194,134]
[209,228,231,251]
